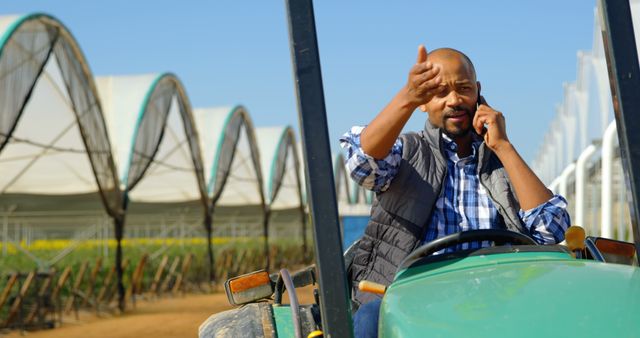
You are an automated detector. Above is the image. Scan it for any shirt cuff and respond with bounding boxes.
[519,194,568,219]
[519,194,571,244]
[339,125,402,192]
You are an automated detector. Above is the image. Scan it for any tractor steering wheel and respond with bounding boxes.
[398,229,537,271]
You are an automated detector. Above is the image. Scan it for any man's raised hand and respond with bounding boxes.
[405,45,443,108]
[473,96,511,153]
[361,45,444,159]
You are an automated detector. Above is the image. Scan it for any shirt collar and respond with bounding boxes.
[441,132,483,162]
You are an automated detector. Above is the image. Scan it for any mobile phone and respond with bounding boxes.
[476,88,487,136]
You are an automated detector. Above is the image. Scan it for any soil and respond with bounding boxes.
[2,287,316,338]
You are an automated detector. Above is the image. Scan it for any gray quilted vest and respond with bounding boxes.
[350,121,528,305]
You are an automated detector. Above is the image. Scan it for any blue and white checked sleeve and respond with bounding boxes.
[339,126,403,193]
[519,195,571,245]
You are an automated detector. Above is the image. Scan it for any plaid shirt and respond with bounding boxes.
[340,126,570,253]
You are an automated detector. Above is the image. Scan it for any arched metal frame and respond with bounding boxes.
[91,71,209,310]
[0,13,128,310]
[261,126,308,257]
[200,105,267,279]
[121,73,208,207]
[207,106,264,205]
[0,13,122,217]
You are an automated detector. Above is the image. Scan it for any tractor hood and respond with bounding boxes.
[380,250,640,337]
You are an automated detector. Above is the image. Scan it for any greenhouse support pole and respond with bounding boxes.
[114,214,126,312]
[575,144,598,230]
[300,204,308,258]
[263,208,271,270]
[205,207,215,283]
[2,214,7,257]
[559,163,576,201]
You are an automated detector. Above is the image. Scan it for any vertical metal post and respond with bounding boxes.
[104,218,109,258]
[114,214,126,312]
[300,205,308,258]
[2,214,7,257]
[599,0,640,257]
[180,214,185,249]
[96,222,100,257]
[285,1,353,337]
[205,208,215,283]
[264,208,271,270]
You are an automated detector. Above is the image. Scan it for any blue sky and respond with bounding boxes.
[2,1,597,162]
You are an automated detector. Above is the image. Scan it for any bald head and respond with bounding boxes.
[417,47,481,139]
[428,48,477,81]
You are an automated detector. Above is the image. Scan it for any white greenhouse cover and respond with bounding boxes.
[96,74,206,203]
[96,74,157,184]
[0,13,366,222]
[0,14,121,215]
[195,106,264,207]
[255,126,303,210]
[2,58,96,195]
[0,15,20,38]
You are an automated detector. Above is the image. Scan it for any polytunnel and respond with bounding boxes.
[0,13,122,218]
[194,105,265,280]
[255,126,307,257]
[95,73,207,204]
[333,153,352,208]
[350,180,367,205]
[96,73,208,306]
[333,153,371,249]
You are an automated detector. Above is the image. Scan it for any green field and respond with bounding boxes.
[0,237,311,282]
[0,236,312,326]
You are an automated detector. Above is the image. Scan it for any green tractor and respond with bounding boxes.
[200,0,640,337]
[200,230,640,337]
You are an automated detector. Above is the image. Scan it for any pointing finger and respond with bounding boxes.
[416,44,428,64]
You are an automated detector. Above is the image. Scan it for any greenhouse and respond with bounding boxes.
[255,126,306,252]
[0,13,121,221]
[0,14,122,275]
[333,153,352,210]
[0,12,373,301]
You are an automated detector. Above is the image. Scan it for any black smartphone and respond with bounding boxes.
[475,88,487,136]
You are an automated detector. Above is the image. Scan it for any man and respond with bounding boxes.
[340,45,570,337]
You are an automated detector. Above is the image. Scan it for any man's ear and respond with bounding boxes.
[476,81,482,96]
[419,104,428,112]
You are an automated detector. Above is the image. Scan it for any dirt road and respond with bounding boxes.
[4,293,231,338]
[4,287,315,338]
